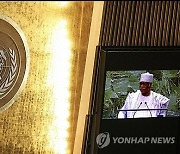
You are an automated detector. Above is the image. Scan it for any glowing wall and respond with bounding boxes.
[0,1,93,153]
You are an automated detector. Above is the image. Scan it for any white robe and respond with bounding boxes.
[118,90,170,118]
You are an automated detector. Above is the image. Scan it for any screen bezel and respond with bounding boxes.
[98,46,180,120]
[88,46,180,153]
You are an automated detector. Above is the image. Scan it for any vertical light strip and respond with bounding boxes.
[47,19,72,154]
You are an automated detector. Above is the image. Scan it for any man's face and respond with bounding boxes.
[139,82,151,96]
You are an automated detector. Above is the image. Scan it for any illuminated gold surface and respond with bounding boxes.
[0,1,93,153]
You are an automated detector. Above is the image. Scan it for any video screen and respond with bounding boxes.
[102,70,180,119]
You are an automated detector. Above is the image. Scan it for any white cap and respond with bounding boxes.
[140,72,153,83]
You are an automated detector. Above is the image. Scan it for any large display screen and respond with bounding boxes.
[103,70,180,119]
[87,47,180,154]
[98,47,180,120]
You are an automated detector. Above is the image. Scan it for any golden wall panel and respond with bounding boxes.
[0,2,93,154]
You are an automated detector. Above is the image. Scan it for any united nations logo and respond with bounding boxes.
[0,14,29,112]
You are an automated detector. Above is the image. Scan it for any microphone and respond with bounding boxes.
[145,102,152,117]
[133,102,143,118]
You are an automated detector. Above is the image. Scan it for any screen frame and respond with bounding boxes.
[99,46,180,120]
[85,46,180,153]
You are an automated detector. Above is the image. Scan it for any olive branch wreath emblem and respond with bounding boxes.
[0,48,17,95]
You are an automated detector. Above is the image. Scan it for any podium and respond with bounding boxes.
[96,117,180,154]
[118,108,168,118]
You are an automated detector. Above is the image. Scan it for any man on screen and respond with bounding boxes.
[118,72,170,118]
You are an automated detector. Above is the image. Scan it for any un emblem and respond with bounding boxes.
[0,14,29,112]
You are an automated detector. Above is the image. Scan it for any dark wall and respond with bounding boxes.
[99,1,180,46]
